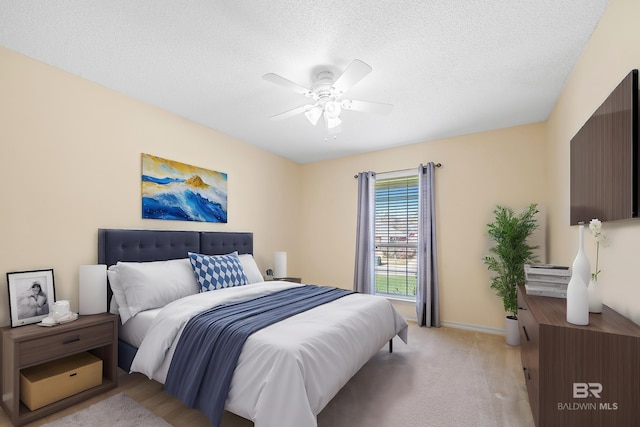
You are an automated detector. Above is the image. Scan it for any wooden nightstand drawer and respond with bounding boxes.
[19,322,114,367]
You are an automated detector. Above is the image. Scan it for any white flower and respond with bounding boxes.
[589,218,608,280]
[589,218,608,245]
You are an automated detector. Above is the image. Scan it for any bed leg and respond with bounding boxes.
[389,339,393,353]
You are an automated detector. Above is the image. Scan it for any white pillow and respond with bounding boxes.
[114,258,199,320]
[238,254,264,284]
[107,266,133,323]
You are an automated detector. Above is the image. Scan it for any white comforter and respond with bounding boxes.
[131,281,408,427]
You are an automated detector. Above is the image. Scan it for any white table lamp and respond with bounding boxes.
[79,264,107,315]
[274,252,287,279]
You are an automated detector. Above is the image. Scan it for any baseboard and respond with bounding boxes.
[388,298,505,335]
[440,321,505,336]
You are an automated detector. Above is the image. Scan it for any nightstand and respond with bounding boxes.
[275,277,302,283]
[0,313,118,426]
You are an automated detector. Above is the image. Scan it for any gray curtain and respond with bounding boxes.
[353,171,375,293]
[416,163,440,327]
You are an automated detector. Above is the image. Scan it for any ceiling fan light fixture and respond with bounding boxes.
[324,111,342,129]
[304,106,322,126]
[324,101,342,119]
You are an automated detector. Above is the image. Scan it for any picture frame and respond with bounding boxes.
[7,269,56,327]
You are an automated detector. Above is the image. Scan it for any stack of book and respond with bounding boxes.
[524,264,571,298]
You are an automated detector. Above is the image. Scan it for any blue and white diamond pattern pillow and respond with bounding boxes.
[188,252,248,292]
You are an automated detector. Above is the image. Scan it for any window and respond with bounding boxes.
[374,172,418,300]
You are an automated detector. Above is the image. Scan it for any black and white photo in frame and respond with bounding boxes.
[7,269,56,327]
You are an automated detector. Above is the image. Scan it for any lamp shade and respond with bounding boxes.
[324,102,342,129]
[79,264,107,315]
[274,252,287,279]
[304,106,322,126]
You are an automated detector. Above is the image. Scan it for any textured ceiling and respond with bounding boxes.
[0,1,609,164]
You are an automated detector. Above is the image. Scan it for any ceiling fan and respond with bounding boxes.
[263,59,393,135]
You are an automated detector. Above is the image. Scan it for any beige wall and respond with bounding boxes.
[0,47,303,326]
[546,0,640,325]
[300,124,547,329]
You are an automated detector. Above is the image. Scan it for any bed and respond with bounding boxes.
[98,228,408,427]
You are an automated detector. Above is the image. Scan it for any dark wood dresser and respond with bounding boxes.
[517,286,640,426]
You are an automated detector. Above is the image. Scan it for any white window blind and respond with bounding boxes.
[374,173,418,299]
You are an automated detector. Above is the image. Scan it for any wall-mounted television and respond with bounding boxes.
[570,69,640,225]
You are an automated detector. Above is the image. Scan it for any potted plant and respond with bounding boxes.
[483,204,539,346]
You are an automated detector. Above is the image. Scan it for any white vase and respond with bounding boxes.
[588,278,603,313]
[567,274,589,325]
[572,224,591,286]
[566,224,590,325]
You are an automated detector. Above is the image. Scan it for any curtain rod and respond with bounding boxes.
[353,163,442,179]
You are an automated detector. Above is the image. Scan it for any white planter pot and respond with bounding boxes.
[505,315,520,346]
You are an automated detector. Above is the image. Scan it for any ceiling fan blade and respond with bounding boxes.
[341,99,393,115]
[332,59,372,97]
[269,104,314,121]
[262,73,313,98]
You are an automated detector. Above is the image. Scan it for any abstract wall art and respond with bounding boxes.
[141,153,228,223]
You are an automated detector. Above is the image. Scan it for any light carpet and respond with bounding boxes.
[41,393,171,427]
[315,325,534,427]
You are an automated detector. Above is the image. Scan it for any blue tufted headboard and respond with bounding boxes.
[97,228,253,305]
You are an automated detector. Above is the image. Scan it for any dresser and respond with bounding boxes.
[517,286,640,426]
[0,313,118,426]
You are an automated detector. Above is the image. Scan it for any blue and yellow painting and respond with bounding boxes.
[141,153,228,223]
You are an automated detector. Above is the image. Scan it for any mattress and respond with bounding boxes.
[118,308,160,348]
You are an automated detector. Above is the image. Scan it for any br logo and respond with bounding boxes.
[573,383,603,398]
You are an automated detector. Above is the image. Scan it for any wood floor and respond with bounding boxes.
[1,324,533,427]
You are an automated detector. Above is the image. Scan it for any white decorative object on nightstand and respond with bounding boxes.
[79,264,107,315]
[274,251,287,279]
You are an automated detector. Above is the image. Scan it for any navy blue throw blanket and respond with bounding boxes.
[164,285,353,427]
